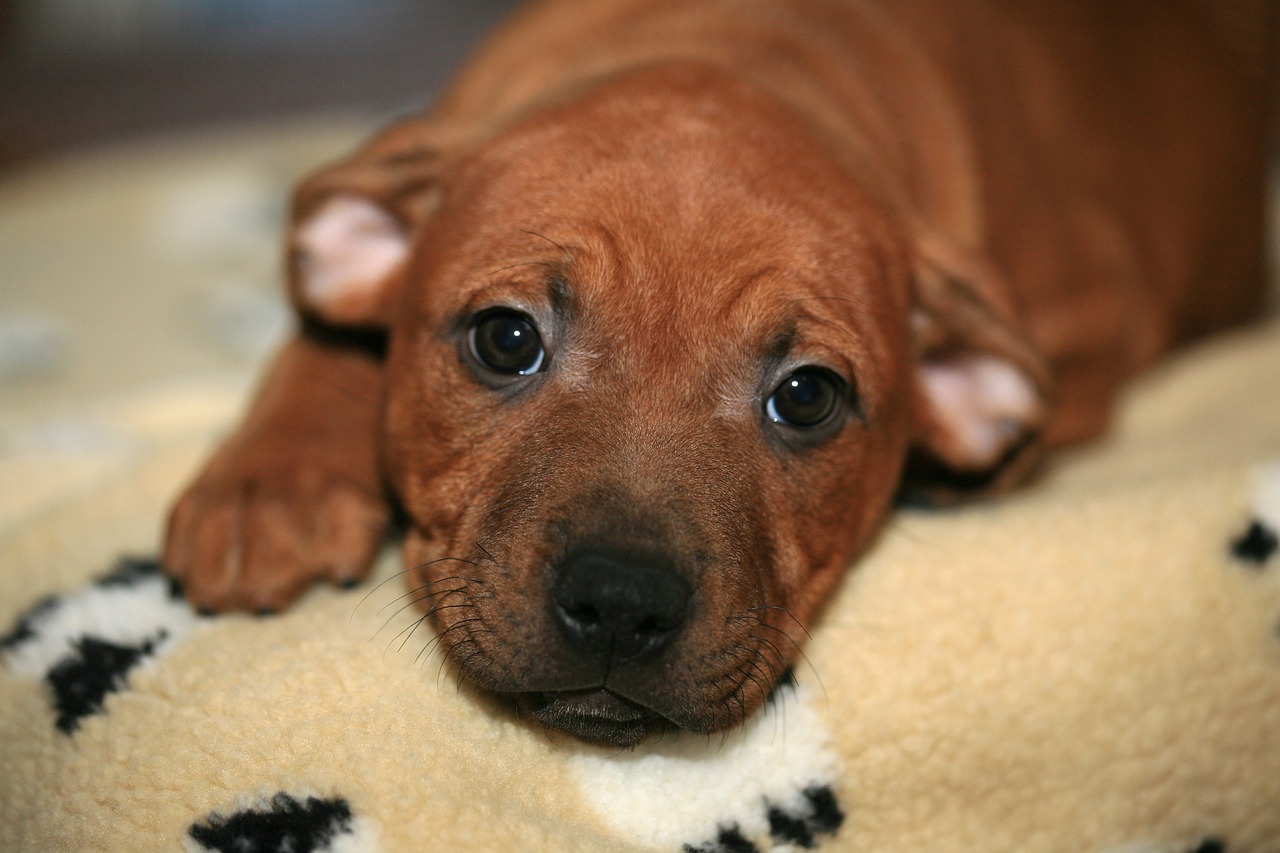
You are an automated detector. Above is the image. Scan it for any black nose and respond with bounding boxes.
[551,548,692,665]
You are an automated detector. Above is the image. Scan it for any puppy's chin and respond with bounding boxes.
[516,689,668,748]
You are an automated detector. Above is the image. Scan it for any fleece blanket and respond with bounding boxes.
[1,127,1279,852]
[0,313,1276,852]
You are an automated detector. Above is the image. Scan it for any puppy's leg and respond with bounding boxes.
[166,112,462,613]
[164,331,387,614]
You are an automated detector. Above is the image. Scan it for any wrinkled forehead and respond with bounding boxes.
[436,64,896,273]
[414,80,909,400]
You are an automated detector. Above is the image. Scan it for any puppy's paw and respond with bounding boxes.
[164,442,389,614]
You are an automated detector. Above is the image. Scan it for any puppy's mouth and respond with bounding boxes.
[515,688,669,748]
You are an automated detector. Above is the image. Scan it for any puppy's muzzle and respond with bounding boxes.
[551,547,693,667]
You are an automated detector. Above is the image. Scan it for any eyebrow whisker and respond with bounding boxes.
[519,228,574,262]
[487,258,564,278]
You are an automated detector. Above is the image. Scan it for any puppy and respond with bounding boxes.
[164,0,1270,746]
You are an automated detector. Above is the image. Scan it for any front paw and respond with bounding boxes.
[164,453,389,614]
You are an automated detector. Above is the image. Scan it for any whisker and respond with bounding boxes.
[365,592,435,647]
[418,617,493,667]
[368,583,474,647]
[722,671,752,744]
[757,621,825,696]
[487,258,562,277]
[431,618,483,663]
[436,628,481,687]
[518,228,573,261]
[383,591,464,647]
[386,615,431,657]
[414,556,485,572]
[375,584,441,618]
[374,586,441,623]
[395,598,473,653]
[376,578,475,617]
[423,622,467,675]
[406,599,480,658]
[787,294,866,309]
[414,626,449,666]
[747,603,814,641]
[717,687,735,750]
[749,631,787,672]
[454,648,487,693]
[744,607,826,696]
[351,556,483,618]
[732,658,768,709]
[741,635,782,674]
[351,569,410,619]
[432,572,485,584]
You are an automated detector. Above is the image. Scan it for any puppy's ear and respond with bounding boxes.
[287,121,452,329]
[906,234,1052,501]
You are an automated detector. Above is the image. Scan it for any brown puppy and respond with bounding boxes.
[164,0,1270,746]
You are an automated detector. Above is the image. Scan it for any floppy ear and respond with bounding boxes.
[905,234,1053,500]
[287,120,453,329]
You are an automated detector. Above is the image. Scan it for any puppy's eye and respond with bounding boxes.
[468,310,546,375]
[765,367,843,428]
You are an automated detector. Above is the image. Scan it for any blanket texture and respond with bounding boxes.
[1,318,1277,852]
[1,128,1278,853]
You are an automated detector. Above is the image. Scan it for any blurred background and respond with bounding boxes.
[0,0,520,426]
[0,2,1274,451]
[0,0,526,526]
[0,0,518,167]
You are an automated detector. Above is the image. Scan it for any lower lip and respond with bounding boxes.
[552,688,651,722]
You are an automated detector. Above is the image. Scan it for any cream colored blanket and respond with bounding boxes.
[0,318,1276,853]
[1,128,1278,853]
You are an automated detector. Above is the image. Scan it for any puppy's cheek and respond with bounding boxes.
[379,383,424,502]
[775,533,860,628]
[756,458,887,629]
[381,417,473,539]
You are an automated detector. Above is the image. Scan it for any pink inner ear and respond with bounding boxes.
[293,194,408,322]
[920,353,1042,469]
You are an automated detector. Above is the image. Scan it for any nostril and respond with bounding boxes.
[551,546,691,665]
[633,615,672,638]
[557,601,601,631]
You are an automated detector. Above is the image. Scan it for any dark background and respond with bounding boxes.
[0,0,521,170]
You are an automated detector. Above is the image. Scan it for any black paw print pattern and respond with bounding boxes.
[683,785,844,853]
[1,556,201,734]
[187,793,371,853]
[1230,463,1279,567]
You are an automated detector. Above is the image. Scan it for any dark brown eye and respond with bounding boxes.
[468,310,546,375]
[765,367,842,428]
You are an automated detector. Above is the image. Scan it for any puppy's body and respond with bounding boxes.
[166,0,1269,745]
[428,0,1268,418]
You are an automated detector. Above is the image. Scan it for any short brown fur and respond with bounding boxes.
[165,0,1270,745]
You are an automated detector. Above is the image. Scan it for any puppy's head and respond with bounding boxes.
[288,64,1049,746]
